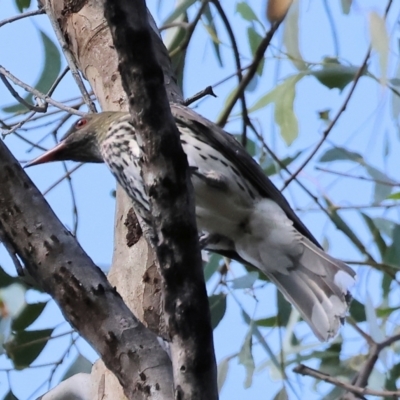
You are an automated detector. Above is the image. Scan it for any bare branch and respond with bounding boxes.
[0,8,45,28]
[0,66,85,117]
[293,364,400,398]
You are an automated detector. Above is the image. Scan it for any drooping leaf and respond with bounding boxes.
[217,357,230,393]
[15,0,31,12]
[249,75,302,145]
[204,254,222,282]
[387,192,400,200]
[318,146,363,163]
[236,2,260,23]
[209,294,227,329]
[247,27,264,75]
[231,272,259,289]
[311,58,364,91]
[3,391,17,400]
[273,387,289,400]
[203,3,223,67]
[276,290,291,327]
[384,224,400,267]
[5,328,54,369]
[349,298,366,322]
[283,0,307,70]
[12,302,48,331]
[369,11,389,86]
[360,213,387,258]
[163,0,196,25]
[363,164,394,204]
[62,354,92,381]
[238,326,255,388]
[340,0,352,14]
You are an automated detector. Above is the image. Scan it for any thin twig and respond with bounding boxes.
[183,86,216,106]
[316,166,399,187]
[293,364,400,398]
[0,66,85,116]
[0,8,45,28]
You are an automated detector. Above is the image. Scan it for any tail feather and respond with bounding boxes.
[266,238,356,341]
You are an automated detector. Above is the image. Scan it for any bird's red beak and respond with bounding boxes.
[24,141,68,168]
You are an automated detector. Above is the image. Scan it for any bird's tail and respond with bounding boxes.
[264,237,356,341]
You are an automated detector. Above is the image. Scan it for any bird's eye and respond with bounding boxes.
[76,118,87,128]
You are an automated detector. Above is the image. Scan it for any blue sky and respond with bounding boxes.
[1,1,400,399]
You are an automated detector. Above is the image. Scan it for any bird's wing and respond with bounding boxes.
[171,103,322,249]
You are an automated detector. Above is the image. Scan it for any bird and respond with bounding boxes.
[25,104,356,341]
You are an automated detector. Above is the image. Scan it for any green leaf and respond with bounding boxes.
[369,12,389,86]
[384,224,400,267]
[283,0,307,70]
[236,2,259,23]
[273,387,289,400]
[217,357,230,393]
[12,302,48,331]
[203,4,223,67]
[15,0,31,12]
[163,0,196,25]
[384,362,400,398]
[5,328,54,369]
[4,30,61,113]
[204,254,222,282]
[276,290,292,327]
[363,165,395,204]
[249,75,301,145]
[387,192,400,200]
[62,354,92,381]
[3,391,17,400]
[0,267,18,289]
[318,147,363,163]
[255,316,278,327]
[376,306,399,318]
[340,0,352,14]
[311,59,364,91]
[382,273,392,299]
[247,27,264,75]
[238,326,255,388]
[209,294,227,329]
[361,213,387,258]
[231,272,258,289]
[349,299,366,322]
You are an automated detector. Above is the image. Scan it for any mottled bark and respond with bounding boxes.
[104,1,218,399]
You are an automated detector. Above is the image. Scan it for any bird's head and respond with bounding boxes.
[25,112,124,167]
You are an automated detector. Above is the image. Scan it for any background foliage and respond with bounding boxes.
[0,0,400,399]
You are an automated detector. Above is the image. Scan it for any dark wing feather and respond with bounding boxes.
[171,103,322,249]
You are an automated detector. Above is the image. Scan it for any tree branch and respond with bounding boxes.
[0,141,174,400]
[293,364,400,398]
[103,0,218,398]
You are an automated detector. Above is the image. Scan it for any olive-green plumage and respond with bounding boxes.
[27,104,356,342]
